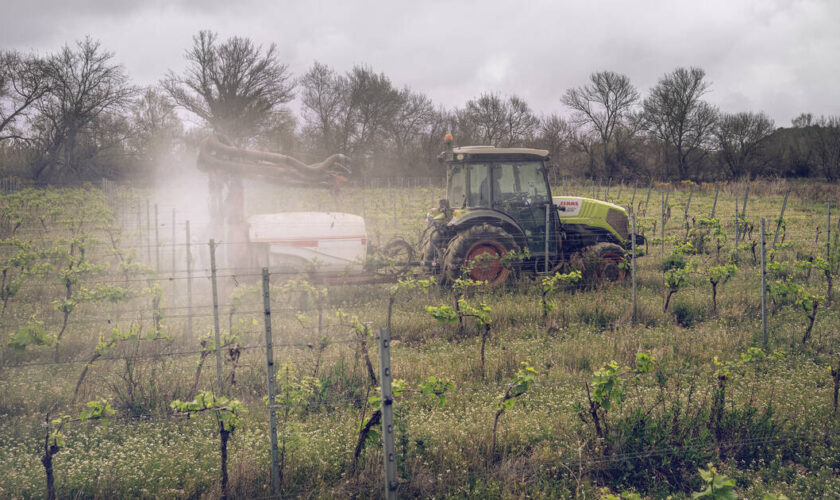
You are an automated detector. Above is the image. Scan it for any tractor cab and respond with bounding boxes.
[443,147,554,253]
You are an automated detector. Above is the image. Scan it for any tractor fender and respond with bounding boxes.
[447,209,528,249]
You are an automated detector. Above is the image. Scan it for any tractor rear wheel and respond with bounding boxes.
[443,224,520,286]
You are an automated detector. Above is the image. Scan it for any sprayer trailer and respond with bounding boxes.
[249,212,368,275]
[420,139,644,286]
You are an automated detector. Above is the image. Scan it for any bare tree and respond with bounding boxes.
[31,37,134,181]
[163,30,294,144]
[791,113,814,128]
[502,96,539,147]
[715,111,775,179]
[462,93,507,145]
[300,61,345,154]
[460,93,538,147]
[128,88,183,167]
[811,116,840,181]
[537,113,572,160]
[342,65,402,157]
[388,88,435,163]
[0,51,50,142]
[562,71,639,177]
[643,67,717,179]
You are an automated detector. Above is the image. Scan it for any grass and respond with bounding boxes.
[0,178,839,498]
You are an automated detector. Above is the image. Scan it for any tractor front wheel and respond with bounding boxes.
[443,224,520,286]
[582,242,628,284]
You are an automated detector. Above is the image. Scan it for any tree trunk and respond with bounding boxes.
[353,409,381,472]
[480,324,490,380]
[491,410,502,457]
[219,425,230,500]
[802,303,818,345]
[664,289,675,312]
[711,282,718,314]
[41,427,57,500]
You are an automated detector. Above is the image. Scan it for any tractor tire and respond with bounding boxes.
[381,238,415,275]
[443,224,520,286]
[583,242,628,284]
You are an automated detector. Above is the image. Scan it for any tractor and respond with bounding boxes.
[420,138,643,286]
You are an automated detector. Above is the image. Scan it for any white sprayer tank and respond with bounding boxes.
[248,212,367,274]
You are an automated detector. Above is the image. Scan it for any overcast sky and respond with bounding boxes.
[2,0,839,126]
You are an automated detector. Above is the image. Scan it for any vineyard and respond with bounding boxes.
[2,178,840,499]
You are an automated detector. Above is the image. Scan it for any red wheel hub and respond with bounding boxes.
[465,240,509,284]
[599,251,626,282]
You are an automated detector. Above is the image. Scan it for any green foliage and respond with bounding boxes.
[662,252,686,271]
[674,241,696,255]
[94,322,164,356]
[171,391,246,432]
[266,363,321,412]
[369,379,408,411]
[390,276,436,296]
[419,376,455,408]
[592,361,625,410]
[666,263,693,291]
[427,298,492,327]
[79,284,133,303]
[79,399,115,424]
[426,304,458,323]
[8,316,55,353]
[708,264,737,285]
[540,270,582,316]
[692,463,737,500]
[496,361,537,412]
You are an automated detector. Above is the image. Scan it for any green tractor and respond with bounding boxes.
[420,142,643,286]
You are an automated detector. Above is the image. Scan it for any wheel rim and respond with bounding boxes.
[599,251,626,282]
[465,240,509,284]
[384,240,414,270]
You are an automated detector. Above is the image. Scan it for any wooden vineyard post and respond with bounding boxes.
[209,239,224,395]
[146,199,152,264]
[631,214,637,324]
[773,189,790,250]
[684,184,693,221]
[171,208,176,302]
[660,191,665,254]
[544,203,550,273]
[392,190,398,231]
[136,202,142,257]
[734,196,740,246]
[761,218,767,348]
[186,221,193,338]
[262,268,281,495]
[827,201,832,262]
[711,183,719,218]
[378,327,398,500]
[154,203,160,273]
[741,185,750,223]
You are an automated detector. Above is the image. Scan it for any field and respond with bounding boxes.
[1,178,840,499]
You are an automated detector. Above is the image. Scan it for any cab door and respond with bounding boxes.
[491,162,555,258]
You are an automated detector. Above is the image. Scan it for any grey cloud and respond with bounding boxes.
[1,0,838,124]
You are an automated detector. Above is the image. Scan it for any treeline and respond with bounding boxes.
[1,31,839,184]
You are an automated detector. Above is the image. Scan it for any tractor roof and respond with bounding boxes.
[440,146,550,162]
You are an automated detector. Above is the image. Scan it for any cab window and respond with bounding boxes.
[491,164,517,202]
[447,165,467,207]
[468,163,491,207]
[514,162,548,202]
